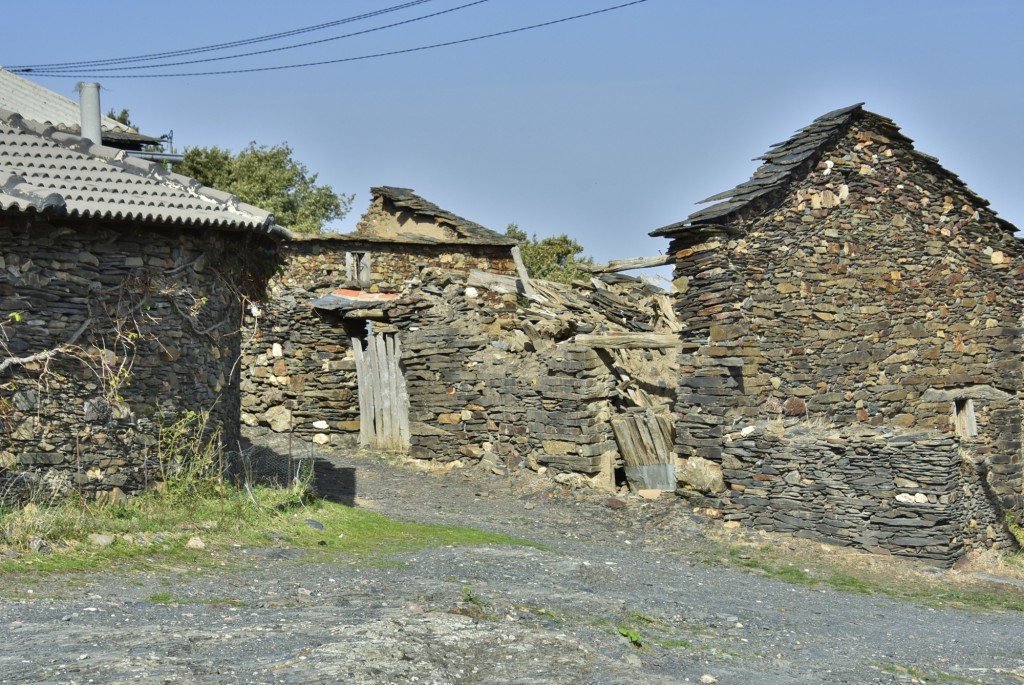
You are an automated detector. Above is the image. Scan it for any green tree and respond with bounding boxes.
[506,223,593,284]
[175,143,353,234]
[106,108,135,128]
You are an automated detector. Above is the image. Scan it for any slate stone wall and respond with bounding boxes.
[706,425,1013,565]
[284,237,516,293]
[0,217,269,502]
[241,238,516,440]
[243,264,624,487]
[392,290,619,484]
[668,119,1024,560]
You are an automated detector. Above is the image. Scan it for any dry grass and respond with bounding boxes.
[704,523,1024,612]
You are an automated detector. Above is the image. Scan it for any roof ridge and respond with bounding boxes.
[368,185,516,246]
[651,103,868,237]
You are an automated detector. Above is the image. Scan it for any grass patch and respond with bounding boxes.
[656,638,696,650]
[879,662,985,685]
[0,485,539,579]
[710,532,1024,614]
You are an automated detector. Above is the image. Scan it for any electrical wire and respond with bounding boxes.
[10,0,649,79]
[6,0,437,72]
[16,0,492,75]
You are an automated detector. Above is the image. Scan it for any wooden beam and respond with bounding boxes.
[576,334,678,350]
[584,254,674,274]
[573,333,679,349]
[511,245,541,301]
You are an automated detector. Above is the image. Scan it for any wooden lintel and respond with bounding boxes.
[344,309,388,320]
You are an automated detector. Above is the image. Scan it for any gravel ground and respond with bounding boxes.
[2,439,1023,685]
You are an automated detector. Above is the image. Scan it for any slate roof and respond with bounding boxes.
[0,68,161,147]
[363,186,516,247]
[0,109,288,239]
[650,103,1014,238]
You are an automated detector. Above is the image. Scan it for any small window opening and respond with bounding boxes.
[346,251,372,288]
[952,398,977,438]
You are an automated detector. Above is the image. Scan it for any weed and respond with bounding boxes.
[518,605,565,624]
[155,408,224,503]
[656,638,696,650]
[827,572,879,594]
[462,584,484,607]
[617,625,644,650]
[145,591,178,605]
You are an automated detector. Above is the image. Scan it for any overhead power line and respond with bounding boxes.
[16,0,493,75]
[7,0,438,72]
[10,0,650,79]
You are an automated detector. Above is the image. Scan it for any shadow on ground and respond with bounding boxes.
[234,437,356,507]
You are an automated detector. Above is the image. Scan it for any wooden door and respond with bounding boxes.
[611,409,676,491]
[352,332,410,452]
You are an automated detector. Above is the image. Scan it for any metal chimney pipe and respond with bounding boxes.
[77,82,102,145]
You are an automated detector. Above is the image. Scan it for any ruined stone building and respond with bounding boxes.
[0,109,287,502]
[652,103,1022,563]
[242,186,517,444]
[242,185,682,493]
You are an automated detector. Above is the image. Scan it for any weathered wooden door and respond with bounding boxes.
[352,332,410,452]
[611,409,676,491]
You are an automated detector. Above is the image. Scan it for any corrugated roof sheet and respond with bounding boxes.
[0,68,160,145]
[0,109,288,238]
[369,185,516,246]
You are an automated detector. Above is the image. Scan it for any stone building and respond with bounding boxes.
[0,109,287,502]
[241,186,517,444]
[652,103,1022,564]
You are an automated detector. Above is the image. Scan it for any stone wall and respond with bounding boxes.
[285,236,516,293]
[241,237,516,439]
[390,286,620,488]
[0,216,274,502]
[684,423,1013,565]
[668,115,1024,561]
[242,263,682,492]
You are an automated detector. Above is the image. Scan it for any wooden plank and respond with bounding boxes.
[645,412,670,461]
[467,270,519,294]
[365,336,381,447]
[374,333,392,449]
[656,413,675,450]
[584,254,674,274]
[393,334,411,450]
[632,416,660,466]
[511,245,541,301]
[352,338,370,447]
[613,416,652,468]
[385,333,402,451]
[573,333,679,349]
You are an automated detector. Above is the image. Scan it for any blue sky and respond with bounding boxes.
[2,0,1021,274]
